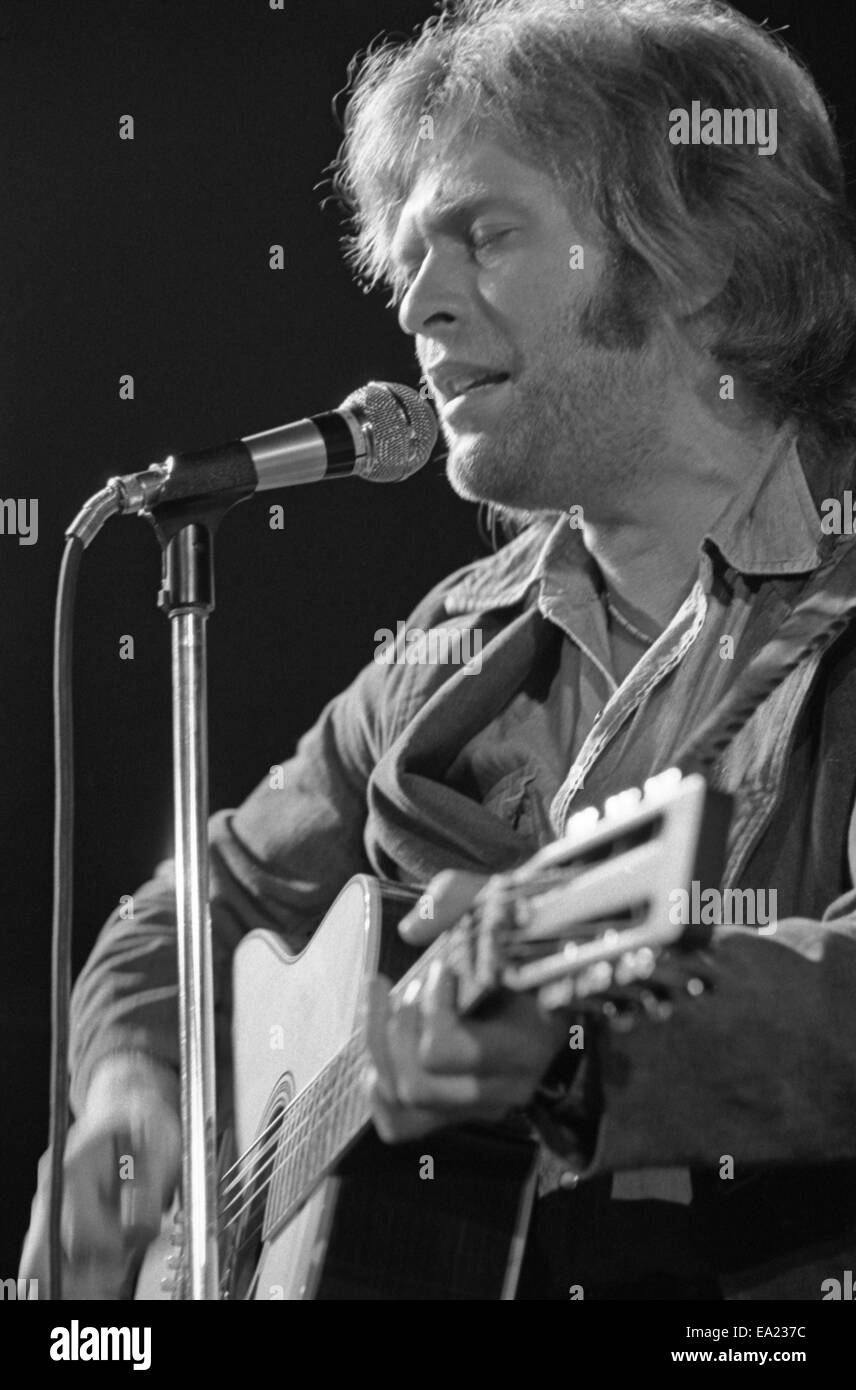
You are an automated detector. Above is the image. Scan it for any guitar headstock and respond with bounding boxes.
[452,768,731,1021]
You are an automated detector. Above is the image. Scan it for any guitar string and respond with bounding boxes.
[221,1055,372,1265]
[220,916,571,1239]
[219,1010,414,1210]
[230,1074,383,1268]
[217,937,494,1210]
[217,911,489,1219]
[215,847,611,1192]
[214,872,579,1192]
[224,935,600,1236]
[217,1129,287,1211]
[216,918,585,1210]
[219,1020,414,1228]
[226,959,626,1265]
[219,1038,370,1232]
[217,1047,363,1225]
[218,907,633,1236]
[216,911,486,1189]
[217,1111,293,1199]
[216,906,494,1189]
[217,1022,373,1199]
[221,952,644,1274]
[220,929,648,1270]
[171,803,674,1286]
[218,903,613,1229]
[221,1052,369,1258]
[193,874,635,1267]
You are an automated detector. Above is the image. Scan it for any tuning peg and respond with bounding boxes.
[636,988,674,1022]
[538,978,578,1011]
[565,807,600,838]
[603,787,642,818]
[579,960,613,997]
[612,946,656,986]
[641,767,683,803]
[600,999,637,1033]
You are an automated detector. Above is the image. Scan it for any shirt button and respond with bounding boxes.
[559,1170,580,1190]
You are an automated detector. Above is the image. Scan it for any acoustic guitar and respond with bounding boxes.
[135,767,730,1300]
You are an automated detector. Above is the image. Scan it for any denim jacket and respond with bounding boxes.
[69,427,856,1299]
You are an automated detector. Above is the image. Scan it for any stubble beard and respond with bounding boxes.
[444,308,667,519]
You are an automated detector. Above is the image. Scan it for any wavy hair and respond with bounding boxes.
[332,0,856,467]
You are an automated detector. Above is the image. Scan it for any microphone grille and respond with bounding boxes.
[340,381,438,482]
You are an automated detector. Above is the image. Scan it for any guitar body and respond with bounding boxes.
[137,875,538,1300]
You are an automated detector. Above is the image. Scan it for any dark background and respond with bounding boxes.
[1,0,853,1277]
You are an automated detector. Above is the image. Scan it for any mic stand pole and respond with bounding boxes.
[148,483,252,1300]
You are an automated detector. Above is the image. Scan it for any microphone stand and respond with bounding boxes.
[57,388,432,1300]
[147,481,252,1300]
[61,386,432,1300]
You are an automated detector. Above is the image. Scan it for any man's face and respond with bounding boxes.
[390,136,668,515]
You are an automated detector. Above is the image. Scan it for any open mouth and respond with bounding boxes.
[449,372,510,403]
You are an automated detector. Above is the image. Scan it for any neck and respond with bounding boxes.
[583,365,790,632]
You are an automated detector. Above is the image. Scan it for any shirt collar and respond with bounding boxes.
[444,427,827,618]
[700,424,825,577]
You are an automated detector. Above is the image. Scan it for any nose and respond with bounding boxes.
[397,246,471,338]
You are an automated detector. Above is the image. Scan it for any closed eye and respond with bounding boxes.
[468,227,514,255]
[386,225,517,305]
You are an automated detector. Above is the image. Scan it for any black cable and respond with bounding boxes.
[48,535,84,1301]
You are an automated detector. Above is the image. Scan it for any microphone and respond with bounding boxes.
[106,381,438,516]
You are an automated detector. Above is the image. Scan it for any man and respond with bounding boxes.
[21,0,856,1299]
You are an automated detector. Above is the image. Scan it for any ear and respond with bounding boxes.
[655,303,721,368]
[669,244,733,322]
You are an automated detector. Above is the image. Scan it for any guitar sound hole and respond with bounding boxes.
[223,1081,293,1301]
